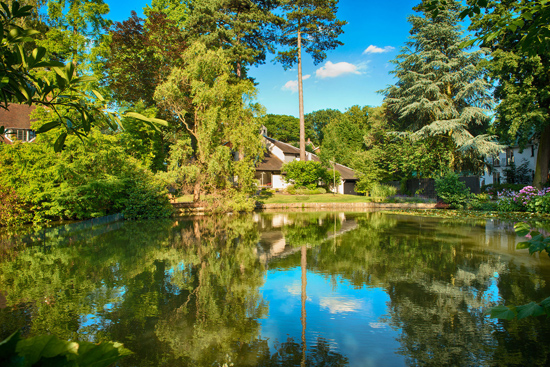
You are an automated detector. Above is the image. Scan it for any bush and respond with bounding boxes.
[467,193,499,211]
[370,183,397,202]
[0,184,32,226]
[435,173,471,208]
[282,160,339,190]
[0,129,173,224]
[482,183,525,199]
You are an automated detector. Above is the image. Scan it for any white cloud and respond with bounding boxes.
[281,75,312,93]
[363,45,395,54]
[315,61,362,79]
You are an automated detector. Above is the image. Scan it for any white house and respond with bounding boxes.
[480,144,537,186]
[255,133,358,194]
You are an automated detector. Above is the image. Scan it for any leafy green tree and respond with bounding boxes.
[155,42,264,205]
[184,0,281,79]
[304,108,342,146]
[276,0,346,161]
[383,0,499,173]
[468,1,550,187]
[263,113,317,145]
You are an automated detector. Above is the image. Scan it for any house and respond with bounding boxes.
[0,104,37,144]
[480,144,538,186]
[255,130,358,194]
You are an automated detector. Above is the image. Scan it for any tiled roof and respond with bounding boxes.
[0,104,36,129]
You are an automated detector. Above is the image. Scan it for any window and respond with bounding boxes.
[493,156,500,167]
[506,148,514,166]
[532,145,535,157]
[4,129,35,142]
[493,171,500,185]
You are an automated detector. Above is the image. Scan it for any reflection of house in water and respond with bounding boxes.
[253,213,357,264]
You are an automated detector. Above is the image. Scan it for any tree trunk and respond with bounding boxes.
[297,31,306,162]
[534,124,550,188]
[193,179,201,203]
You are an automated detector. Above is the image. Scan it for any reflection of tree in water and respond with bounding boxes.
[281,213,343,248]
[257,337,348,366]
[310,212,550,366]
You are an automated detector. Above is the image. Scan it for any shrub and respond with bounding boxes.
[282,160,338,190]
[370,183,397,202]
[0,184,32,226]
[435,173,471,208]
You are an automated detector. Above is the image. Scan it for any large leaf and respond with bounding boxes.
[514,222,530,237]
[516,302,545,319]
[15,335,78,365]
[36,121,61,134]
[73,341,132,367]
[54,132,68,152]
[489,305,517,320]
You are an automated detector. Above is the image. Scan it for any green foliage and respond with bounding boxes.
[184,0,281,79]
[489,222,550,320]
[383,0,499,171]
[285,185,327,195]
[262,113,316,144]
[369,183,397,202]
[155,42,264,204]
[304,108,343,146]
[282,160,334,190]
[0,331,131,367]
[0,184,32,227]
[275,0,346,69]
[503,160,534,185]
[434,173,471,208]
[0,129,172,223]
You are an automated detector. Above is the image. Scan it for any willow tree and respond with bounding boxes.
[155,42,263,207]
[383,0,500,174]
[276,0,346,161]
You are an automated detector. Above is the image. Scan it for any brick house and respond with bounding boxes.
[1,104,37,144]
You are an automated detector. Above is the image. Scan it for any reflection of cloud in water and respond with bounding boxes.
[286,282,301,296]
[320,297,363,314]
[368,322,387,329]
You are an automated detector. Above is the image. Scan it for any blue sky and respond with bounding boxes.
[104,0,420,116]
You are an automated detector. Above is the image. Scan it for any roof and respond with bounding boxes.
[265,136,300,155]
[256,151,284,172]
[0,104,36,129]
[261,136,358,180]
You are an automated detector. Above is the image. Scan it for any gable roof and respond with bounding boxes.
[261,136,358,180]
[0,104,36,129]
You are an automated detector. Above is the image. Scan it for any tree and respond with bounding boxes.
[184,0,281,79]
[154,42,264,205]
[304,108,342,146]
[0,1,162,151]
[276,0,346,161]
[466,0,550,187]
[382,0,499,174]
[428,0,550,55]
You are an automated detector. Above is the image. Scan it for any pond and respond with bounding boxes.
[1,211,550,366]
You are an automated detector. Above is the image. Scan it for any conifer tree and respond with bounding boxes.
[276,0,346,161]
[184,0,281,79]
[383,0,500,173]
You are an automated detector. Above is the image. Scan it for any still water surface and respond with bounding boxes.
[1,212,550,366]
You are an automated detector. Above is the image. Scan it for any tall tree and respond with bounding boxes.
[184,0,281,79]
[154,42,264,205]
[469,0,550,187]
[276,0,346,161]
[383,0,499,173]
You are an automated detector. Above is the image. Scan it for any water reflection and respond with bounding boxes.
[1,212,550,366]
